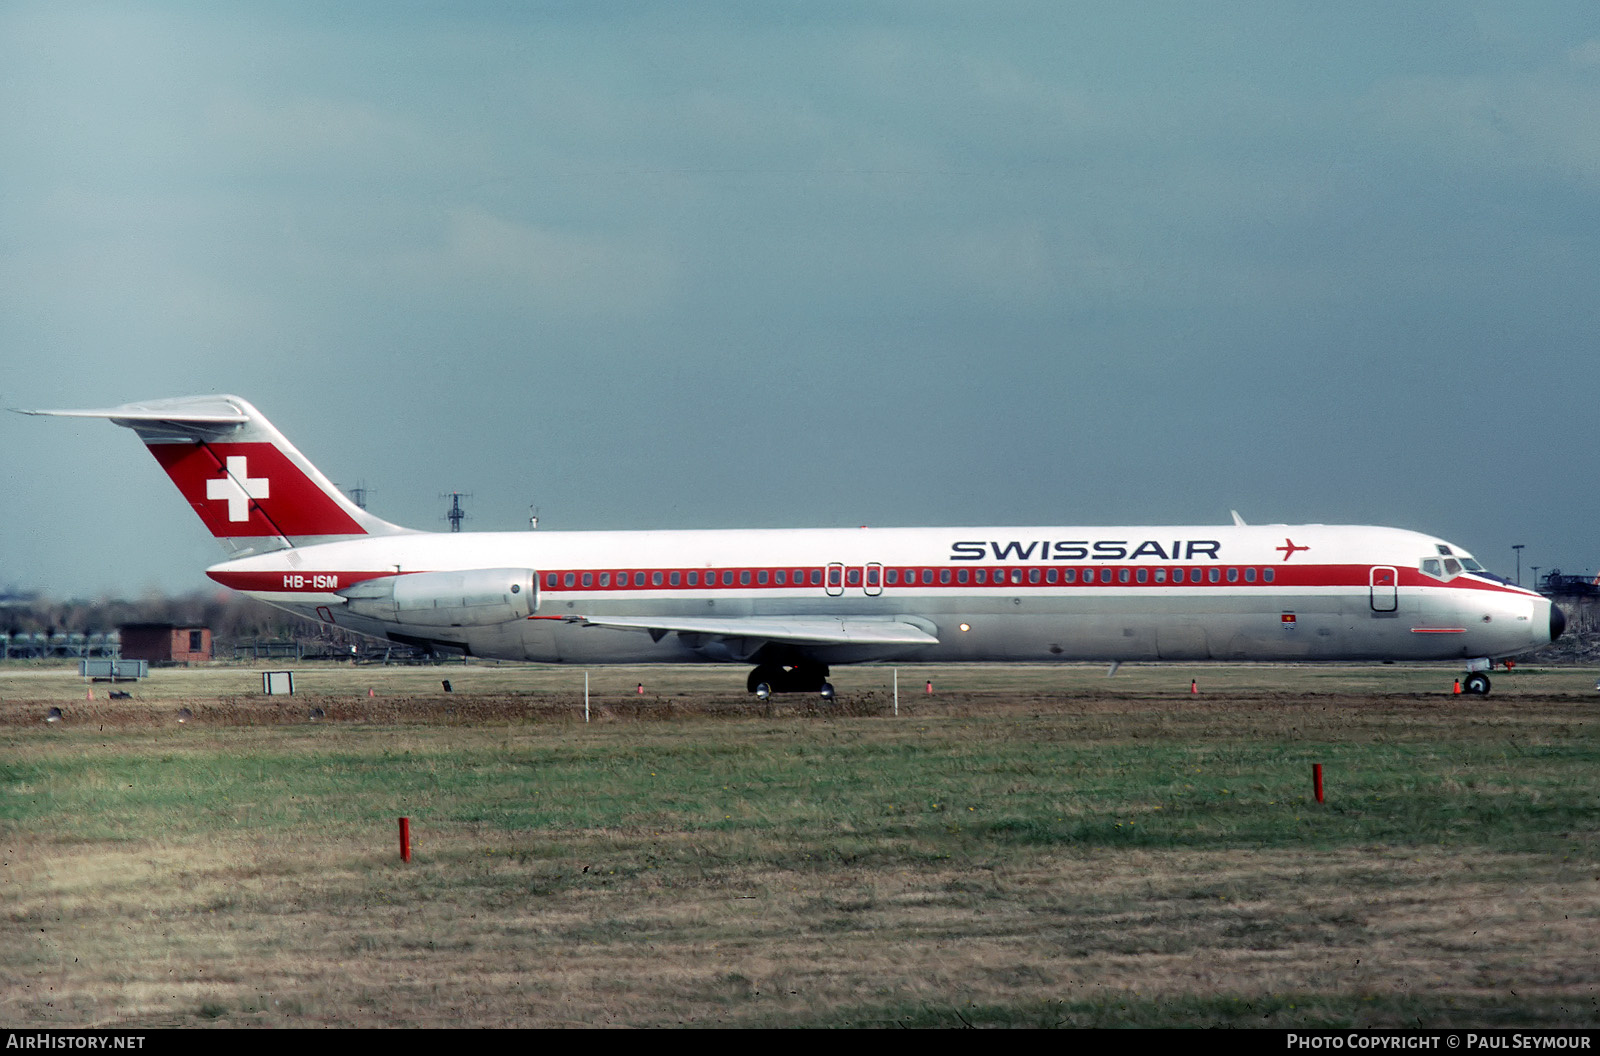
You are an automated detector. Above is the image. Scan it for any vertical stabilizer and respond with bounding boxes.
[20,395,413,556]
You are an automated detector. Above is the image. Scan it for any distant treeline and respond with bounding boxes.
[0,592,315,649]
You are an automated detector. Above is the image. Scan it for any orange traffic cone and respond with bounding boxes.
[1190,680,1198,694]
[1452,679,1462,694]
[637,683,644,695]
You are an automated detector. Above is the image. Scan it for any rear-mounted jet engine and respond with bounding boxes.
[339,568,537,627]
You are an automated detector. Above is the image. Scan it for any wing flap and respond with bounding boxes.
[579,614,939,647]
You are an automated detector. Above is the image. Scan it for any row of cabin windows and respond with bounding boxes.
[551,568,827,589]
[885,566,1274,586]
[546,566,1277,589]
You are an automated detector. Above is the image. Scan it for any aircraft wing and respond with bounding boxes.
[577,614,939,647]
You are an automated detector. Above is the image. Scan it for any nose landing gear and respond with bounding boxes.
[1458,657,1496,695]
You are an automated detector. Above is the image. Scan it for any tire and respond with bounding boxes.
[1464,673,1491,695]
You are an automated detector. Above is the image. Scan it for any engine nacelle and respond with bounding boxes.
[339,568,537,628]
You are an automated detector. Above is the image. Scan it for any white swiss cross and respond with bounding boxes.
[206,455,269,522]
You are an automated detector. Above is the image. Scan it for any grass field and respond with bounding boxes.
[3,661,1599,1028]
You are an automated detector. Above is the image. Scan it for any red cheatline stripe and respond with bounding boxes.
[534,564,1522,593]
[208,570,397,591]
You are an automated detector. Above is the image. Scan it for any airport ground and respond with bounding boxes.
[3,660,1598,1028]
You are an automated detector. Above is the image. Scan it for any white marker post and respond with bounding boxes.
[584,671,590,723]
[893,668,898,717]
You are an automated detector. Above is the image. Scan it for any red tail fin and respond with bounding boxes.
[22,395,410,554]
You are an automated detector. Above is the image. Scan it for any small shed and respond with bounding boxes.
[119,623,213,664]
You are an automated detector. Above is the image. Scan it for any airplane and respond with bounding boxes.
[24,395,1565,698]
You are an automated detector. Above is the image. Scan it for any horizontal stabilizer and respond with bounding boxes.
[18,398,250,429]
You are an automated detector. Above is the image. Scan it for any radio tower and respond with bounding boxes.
[442,492,472,532]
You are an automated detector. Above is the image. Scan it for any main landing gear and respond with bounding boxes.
[748,663,835,701]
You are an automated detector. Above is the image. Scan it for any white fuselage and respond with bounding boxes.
[208,523,1556,666]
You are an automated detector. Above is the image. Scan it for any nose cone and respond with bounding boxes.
[1550,602,1567,643]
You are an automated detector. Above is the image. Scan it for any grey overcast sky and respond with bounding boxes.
[3,2,1597,598]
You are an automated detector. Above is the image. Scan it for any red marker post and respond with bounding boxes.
[1313,764,1324,804]
[398,817,411,862]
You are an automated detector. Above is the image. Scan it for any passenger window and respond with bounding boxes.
[1155,568,1166,583]
[1264,568,1275,583]
[1045,568,1058,584]
[740,570,751,585]
[923,569,935,585]
[723,571,734,586]
[1118,568,1130,583]
[975,569,987,584]
[886,569,898,585]
[775,570,787,586]
[846,568,860,586]
[957,568,969,584]
[563,573,575,587]
[1136,568,1148,584]
[1027,568,1040,584]
[686,572,697,586]
[1063,568,1075,583]
[582,572,593,587]
[1244,568,1256,583]
[1227,568,1238,583]
[757,570,768,585]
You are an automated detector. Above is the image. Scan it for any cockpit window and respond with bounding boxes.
[1425,545,1493,581]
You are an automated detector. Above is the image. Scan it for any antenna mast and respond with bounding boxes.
[441,492,472,532]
